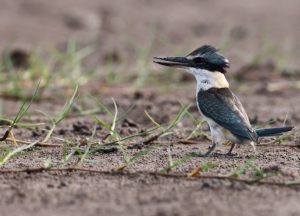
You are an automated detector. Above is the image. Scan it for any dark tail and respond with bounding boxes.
[255,126,293,137]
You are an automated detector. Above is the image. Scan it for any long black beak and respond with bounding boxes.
[153,56,191,67]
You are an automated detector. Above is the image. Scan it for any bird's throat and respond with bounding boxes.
[189,69,229,92]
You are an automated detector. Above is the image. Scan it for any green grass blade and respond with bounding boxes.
[54,84,78,125]
[0,140,38,166]
[92,96,113,118]
[111,98,118,133]
[0,81,40,141]
[78,126,97,165]
[166,104,191,130]
[12,81,41,125]
[160,153,193,173]
[144,110,162,128]
[129,146,154,164]
[116,102,136,123]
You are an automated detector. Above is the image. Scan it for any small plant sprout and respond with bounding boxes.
[229,158,269,180]
[40,84,79,143]
[115,104,190,172]
[0,82,40,165]
[161,153,192,173]
[0,81,40,143]
[77,125,97,166]
[92,98,130,164]
[144,105,193,173]
[145,103,191,136]
[92,98,119,140]
[115,146,154,171]
[167,144,173,169]
[43,156,53,169]
[61,138,80,166]
[0,140,39,166]
[187,162,218,178]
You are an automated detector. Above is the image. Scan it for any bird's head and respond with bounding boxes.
[153,45,229,75]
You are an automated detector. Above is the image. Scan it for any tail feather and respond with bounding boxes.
[255,126,293,137]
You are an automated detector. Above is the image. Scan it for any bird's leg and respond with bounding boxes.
[250,142,257,154]
[226,142,236,156]
[190,142,217,157]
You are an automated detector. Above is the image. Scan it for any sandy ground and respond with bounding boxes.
[1,0,300,216]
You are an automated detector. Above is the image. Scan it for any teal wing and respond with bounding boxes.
[197,88,258,142]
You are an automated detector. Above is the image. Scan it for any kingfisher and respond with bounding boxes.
[153,45,293,156]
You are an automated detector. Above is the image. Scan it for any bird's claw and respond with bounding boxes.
[189,151,211,157]
[225,152,237,157]
[189,151,237,157]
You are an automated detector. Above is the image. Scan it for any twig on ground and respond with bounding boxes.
[5,138,62,147]
[0,167,299,187]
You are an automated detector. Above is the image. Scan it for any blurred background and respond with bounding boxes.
[1,2,300,215]
[0,0,300,116]
[1,0,300,68]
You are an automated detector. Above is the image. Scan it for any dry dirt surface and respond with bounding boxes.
[1,1,300,216]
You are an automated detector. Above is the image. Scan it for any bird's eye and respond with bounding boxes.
[193,57,205,64]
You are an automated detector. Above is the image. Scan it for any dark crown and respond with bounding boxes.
[187,45,229,73]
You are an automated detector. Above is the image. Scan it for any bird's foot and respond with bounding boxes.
[225,152,238,157]
[250,142,257,155]
[189,151,212,157]
[210,152,238,157]
[190,142,217,157]
[189,151,237,157]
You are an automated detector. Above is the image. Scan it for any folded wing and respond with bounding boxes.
[197,88,258,142]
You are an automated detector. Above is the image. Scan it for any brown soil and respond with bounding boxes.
[1,1,300,216]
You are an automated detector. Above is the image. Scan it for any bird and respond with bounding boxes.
[153,45,293,156]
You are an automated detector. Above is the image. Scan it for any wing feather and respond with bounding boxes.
[197,88,258,142]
